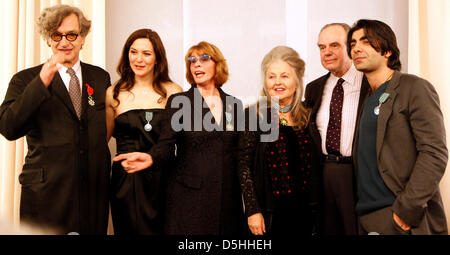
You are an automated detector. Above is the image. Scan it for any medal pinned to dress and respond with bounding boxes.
[374,92,390,116]
[225,112,233,131]
[144,111,153,132]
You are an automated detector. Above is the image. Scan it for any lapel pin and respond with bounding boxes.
[225,112,233,131]
[85,83,95,106]
[374,92,390,115]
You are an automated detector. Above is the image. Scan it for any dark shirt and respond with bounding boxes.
[265,125,312,199]
[356,80,396,216]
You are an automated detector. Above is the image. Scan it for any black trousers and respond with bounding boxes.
[322,162,357,235]
[269,194,312,236]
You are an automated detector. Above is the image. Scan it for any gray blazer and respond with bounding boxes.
[353,71,448,234]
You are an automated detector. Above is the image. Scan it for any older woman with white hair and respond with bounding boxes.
[238,46,321,236]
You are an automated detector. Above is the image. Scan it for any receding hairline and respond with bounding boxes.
[318,23,350,43]
[317,24,351,48]
[319,23,351,34]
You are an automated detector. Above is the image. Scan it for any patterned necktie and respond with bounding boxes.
[326,78,345,154]
[67,68,82,119]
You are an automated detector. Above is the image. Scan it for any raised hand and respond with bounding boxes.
[39,53,64,87]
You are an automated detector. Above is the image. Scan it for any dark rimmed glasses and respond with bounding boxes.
[50,32,79,42]
[187,54,212,64]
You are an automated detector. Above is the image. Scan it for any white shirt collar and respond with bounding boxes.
[57,60,83,91]
[329,64,359,86]
[58,60,81,74]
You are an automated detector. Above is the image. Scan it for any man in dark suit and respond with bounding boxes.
[0,4,110,234]
[349,19,447,235]
[304,23,370,235]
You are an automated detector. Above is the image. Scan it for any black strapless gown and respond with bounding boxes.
[110,109,167,235]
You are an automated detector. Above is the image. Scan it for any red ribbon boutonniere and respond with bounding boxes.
[85,83,95,106]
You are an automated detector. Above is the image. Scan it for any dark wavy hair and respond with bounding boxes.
[114,28,172,106]
[347,19,401,71]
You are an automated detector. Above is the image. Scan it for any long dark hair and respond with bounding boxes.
[347,19,401,71]
[114,28,172,106]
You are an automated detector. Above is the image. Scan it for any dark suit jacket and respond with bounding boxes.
[0,62,111,234]
[150,85,245,235]
[352,71,448,234]
[304,72,370,158]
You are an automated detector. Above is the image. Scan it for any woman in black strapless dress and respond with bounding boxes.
[105,29,182,235]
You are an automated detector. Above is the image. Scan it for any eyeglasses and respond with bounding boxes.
[187,54,212,64]
[50,32,79,42]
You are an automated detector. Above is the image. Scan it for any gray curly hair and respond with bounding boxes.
[37,4,91,40]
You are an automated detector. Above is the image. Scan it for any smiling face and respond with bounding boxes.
[350,28,390,73]
[128,38,157,78]
[265,60,298,106]
[317,25,352,77]
[189,51,216,87]
[49,13,85,67]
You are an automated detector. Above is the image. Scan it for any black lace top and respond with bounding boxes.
[238,125,313,217]
[266,126,312,196]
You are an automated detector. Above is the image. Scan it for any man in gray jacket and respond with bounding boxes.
[349,19,448,235]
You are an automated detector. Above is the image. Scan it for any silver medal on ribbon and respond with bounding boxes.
[374,105,380,115]
[225,112,233,131]
[374,92,390,116]
[144,111,153,132]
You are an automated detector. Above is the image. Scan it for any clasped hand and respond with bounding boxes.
[113,152,153,173]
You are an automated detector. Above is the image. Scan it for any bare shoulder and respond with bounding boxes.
[106,85,115,100]
[106,84,120,107]
[164,82,184,97]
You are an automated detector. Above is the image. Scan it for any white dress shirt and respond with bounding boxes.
[57,60,83,92]
[316,64,363,157]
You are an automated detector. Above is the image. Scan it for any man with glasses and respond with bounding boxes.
[0,4,111,234]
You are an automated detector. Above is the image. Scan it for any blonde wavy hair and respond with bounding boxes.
[260,46,310,129]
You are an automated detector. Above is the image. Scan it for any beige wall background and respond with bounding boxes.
[408,0,450,224]
[0,0,449,234]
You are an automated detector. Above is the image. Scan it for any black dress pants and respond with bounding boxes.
[322,161,357,235]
